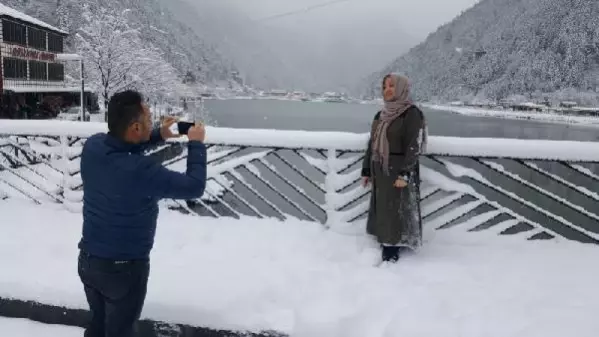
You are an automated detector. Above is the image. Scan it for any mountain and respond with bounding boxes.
[157,0,300,91]
[3,0,239,96]
[364,0,599,104]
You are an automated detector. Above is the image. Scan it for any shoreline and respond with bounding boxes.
[424,103,599,128]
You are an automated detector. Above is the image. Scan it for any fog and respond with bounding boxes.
[228,0,479,41]
[180,0,480,92]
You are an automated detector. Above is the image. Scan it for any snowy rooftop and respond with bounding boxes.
[1,199,598,336]
[0,3,67,35]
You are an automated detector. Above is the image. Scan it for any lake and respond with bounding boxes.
[202,99,599,141]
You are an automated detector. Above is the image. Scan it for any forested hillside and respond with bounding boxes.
[365,0,599,105]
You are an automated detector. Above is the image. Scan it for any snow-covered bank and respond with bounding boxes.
[1,199,598,337]
[425,103,599,127]
[0,317,82,337]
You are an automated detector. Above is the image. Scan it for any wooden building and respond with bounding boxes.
[0,4,96,119]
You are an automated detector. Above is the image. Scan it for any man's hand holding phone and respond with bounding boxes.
[159,116,181,140]
[187,122,205,142]
[175,121,205,142]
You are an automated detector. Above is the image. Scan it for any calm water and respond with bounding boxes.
[202,99,599,141]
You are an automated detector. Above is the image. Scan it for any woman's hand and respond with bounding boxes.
[393,178,407,188]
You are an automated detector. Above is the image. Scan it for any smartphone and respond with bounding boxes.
[177,121,195,135]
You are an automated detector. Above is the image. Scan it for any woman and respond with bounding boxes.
[361,73,427,263]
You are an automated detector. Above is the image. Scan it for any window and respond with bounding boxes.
[2,20,27,45]
[2,57,27,79]
[48,63,64,81]
[29,60,47,80]
[48,33,63,53]
[27,27,47,50]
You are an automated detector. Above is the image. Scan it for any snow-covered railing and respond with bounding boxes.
[1,120,599,244]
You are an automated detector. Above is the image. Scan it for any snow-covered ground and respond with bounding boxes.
[0,317,82,337]
[1,199,599,337]
[426,103,599,127]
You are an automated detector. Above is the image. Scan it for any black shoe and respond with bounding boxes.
[381,245,400,263]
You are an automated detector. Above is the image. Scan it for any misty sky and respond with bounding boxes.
[182,0,481,91]
[223,0,480,41]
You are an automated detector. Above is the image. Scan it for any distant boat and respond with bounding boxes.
[199,92,218,100]
[321,92,347,103]
[260,89,289,100]
[289,91,309,101]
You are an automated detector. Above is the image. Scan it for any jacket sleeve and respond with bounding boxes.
[137,141,207,200]
[361,111,381,177]
[395,108,424,176]
[139,129,164,150]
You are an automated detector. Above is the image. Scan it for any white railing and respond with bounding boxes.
[1,120,599,244]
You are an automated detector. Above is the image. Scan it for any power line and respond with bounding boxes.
[256,0,351,22]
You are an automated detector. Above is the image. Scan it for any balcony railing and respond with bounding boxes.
[1,120,599,244]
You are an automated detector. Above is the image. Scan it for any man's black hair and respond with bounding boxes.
[107,90,145,139]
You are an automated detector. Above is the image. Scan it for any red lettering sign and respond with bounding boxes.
[10,47,56,62]
[39,53,56,61]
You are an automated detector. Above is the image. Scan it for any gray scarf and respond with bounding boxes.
[371,74,427,174]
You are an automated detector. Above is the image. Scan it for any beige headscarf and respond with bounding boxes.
[371,73,427,174]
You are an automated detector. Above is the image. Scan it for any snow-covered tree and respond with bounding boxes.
[2,0,239,96]
[55,0,71,33]
[75,3,182,108]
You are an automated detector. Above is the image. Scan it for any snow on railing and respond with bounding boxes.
[1,120,599,244]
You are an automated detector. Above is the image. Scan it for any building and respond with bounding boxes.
[0,4,67,93]
[0,4,97,119]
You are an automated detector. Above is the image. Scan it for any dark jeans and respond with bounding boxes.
[78,250,150,337]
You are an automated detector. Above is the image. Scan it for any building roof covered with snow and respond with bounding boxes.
[0,3,67,35]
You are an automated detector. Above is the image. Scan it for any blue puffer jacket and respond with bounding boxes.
[78,129,206,260]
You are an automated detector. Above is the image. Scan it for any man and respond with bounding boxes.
[77,90,207,337]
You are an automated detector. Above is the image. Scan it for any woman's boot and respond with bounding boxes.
[381,245,400,263]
